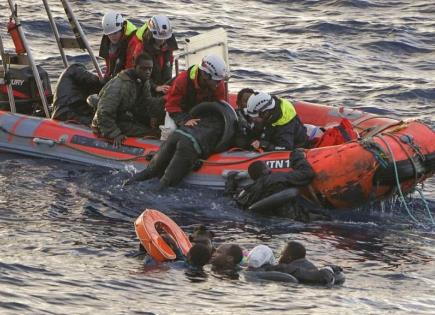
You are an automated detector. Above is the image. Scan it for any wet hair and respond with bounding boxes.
[187,244,212,268]
[134,52,153,66]
[279,241,306,264]
[236,88,255,107]
[189,225,215,252]
[211,244,244,271]
[248,161,271,180]
[227,244,243,265]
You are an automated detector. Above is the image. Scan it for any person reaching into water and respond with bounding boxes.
[99,11,137,82]
[123,54,229,189]
[51,63,103,125]
[245,91,308,151]
[264,241,345,286]
[92,53,164,147]
[129,15,178,96]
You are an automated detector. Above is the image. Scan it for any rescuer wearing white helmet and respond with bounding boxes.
[124,54,229,189]
[245,91,308,151]
[130,15,179,95]
[99,11,137,80]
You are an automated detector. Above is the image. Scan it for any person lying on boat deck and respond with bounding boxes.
[99,11,137,83]
[165,54,228,127]
[51,63,103,125]
[130,15,178,96]
[264,241,344,286]
[92,53,164,148]
[124,105,224,188]
[227,149,330,222]
[245,91,308,151]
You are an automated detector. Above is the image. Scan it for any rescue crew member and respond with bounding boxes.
[51,63,102,125]
[123,54,228,188]
[130,15,178,95]
[99,11,137,82]
[245,91,308,151]
[165,54,227,127]
[92,53,164,148]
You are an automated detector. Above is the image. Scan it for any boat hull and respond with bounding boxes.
[0,100,434,209]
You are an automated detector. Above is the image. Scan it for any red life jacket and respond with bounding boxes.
[315,118,358,147]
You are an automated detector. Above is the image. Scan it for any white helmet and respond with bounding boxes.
[102,11,124,35]
[246,92,275,117]
[148,15,173,40]
[199,54,228,81]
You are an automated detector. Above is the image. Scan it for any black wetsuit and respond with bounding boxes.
[264,258,338,285]
[229,149,330,222]
[51,63,102,125]
[132,107,224,186]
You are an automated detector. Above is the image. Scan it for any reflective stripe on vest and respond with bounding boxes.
[135,23,148,40]
[124,20,137,37]
[272,99,297,126]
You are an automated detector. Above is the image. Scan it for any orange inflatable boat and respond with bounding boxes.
[0,98,434,210]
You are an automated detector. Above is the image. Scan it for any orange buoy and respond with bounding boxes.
[7,19,26,54]
[134,209,192,262]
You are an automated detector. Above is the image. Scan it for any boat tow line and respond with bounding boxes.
[375,134,434,228]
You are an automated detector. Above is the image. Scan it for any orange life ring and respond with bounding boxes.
[134,209,192,262]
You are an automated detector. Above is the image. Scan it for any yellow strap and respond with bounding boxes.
[134,22,148,40]
[189,65,199,80]
[272,99,297,126]
[124,20,137,37]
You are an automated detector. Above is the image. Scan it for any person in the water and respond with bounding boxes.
[263,241,345,286]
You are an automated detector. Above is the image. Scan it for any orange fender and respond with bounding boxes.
[134,209,192,262]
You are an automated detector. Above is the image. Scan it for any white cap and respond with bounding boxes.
[247,245,276,268]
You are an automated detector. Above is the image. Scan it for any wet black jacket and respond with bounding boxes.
[51,64,101,120]
[265,258,334,285]
[259,97,308,151]
[179,113,224,158]
[235,149,315,208]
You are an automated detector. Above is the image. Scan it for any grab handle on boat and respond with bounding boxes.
[33,137,55,147]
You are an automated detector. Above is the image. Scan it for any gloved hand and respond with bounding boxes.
[113,134,126,148]
[319,267,335,287]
